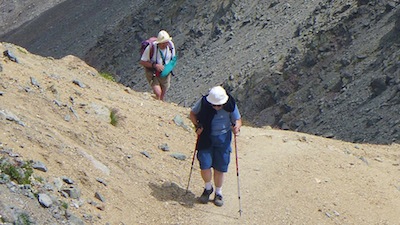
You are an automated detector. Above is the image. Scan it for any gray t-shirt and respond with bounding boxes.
[192,98,241,136]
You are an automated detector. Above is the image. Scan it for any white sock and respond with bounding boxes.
[205,182,213,190]
[215,187,222,195]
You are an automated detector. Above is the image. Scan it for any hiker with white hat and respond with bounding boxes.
[140,30,176,101]
[189,86,242,206]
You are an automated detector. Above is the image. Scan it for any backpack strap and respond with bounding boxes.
[167,41,174,53]
[150,41,174,61]
[149,43,156,60]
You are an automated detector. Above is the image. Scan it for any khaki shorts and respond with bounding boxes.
[145,68,171,90]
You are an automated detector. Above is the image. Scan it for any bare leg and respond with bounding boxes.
[152,85,162,100]
[214,169,224,188]
[160,88,167,101]
[201,169,212,183]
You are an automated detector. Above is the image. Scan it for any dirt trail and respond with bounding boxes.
[194,127,400,225]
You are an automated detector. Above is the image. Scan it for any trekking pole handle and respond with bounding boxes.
[232,123,240,135]
[195,123,203,131]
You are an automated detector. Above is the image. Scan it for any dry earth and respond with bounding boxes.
[1,43,400,225]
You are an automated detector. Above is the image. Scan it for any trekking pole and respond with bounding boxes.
[186,134,199,193]
[234,133,243,216]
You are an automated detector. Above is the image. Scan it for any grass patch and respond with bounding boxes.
[17,213,33,225]
[0,158,33,185]
[99,72,116,82]
[17,47,28,54]
[61,201,69,209]
[110,108,122,126]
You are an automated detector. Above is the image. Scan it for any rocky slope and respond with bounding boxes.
[0,0,67,36]
[1,42,400,225]
[1,0,399,145]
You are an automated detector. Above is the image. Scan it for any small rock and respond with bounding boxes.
[64,114,71,122]
[53,99,63,107]
[96,178,108,186]
[62,177,74,184]
[322,132,334,138]
[359,156,368,165]
[374,157,383,162]
[95,192,106,202]
[73,79,86,88]
[53,177,63,191]
[159,143,170,151]
[32,161,48,172]
[38,193,53,208]
[140,151,151,158]
[30,77,40,88]
[170,153,186,161]
[62,186,81,199]
[173,115,184,127]
[3,50,18,62]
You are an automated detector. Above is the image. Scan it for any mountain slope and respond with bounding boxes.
[0,1,399,141]
[1,43,400,224]
[0,0,67,36]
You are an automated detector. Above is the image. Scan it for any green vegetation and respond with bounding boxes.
[99,72,116,82]
[0,158,33,185]
[17,213,33,225]
[61,201,69,209]
[110,108,121,126]
[17,47,28,54]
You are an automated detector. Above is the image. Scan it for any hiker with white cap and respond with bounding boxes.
[140,30,176,101]
[189,86,242,206]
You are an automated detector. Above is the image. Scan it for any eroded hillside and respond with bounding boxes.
[1,43,400,224]
[1,0,399,144]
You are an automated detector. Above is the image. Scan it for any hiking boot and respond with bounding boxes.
[214,194,224,207]
[198,187,213,204]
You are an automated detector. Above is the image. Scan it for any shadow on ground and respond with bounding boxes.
[149,181,197,208]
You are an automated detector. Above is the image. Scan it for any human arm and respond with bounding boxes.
[190,110,203,135]
[139,44,162,71]
[232,118,242,135]
[230,104,242,135]
[139,60,156,70]
[190,99,203,135]
[140,59,163,73]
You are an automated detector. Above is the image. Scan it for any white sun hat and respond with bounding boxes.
[154,30,172,44]
[206,86,229,105]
